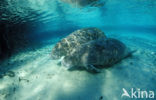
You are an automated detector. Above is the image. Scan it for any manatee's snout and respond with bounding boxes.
[61,56,73,69]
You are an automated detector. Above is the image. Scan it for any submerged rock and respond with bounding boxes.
[5,71,15,77]
[62,38,133,73]
[0,71,15,78]
[51,27,106,59]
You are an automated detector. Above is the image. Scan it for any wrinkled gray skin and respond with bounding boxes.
[61,0,104,7]
[61,38,132,73]
[51,27,106,59]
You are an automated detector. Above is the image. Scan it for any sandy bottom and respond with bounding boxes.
[0,32,156,100]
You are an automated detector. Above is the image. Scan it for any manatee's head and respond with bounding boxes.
[61,55,75,69]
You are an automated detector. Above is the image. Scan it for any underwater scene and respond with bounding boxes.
[0,0,156,100]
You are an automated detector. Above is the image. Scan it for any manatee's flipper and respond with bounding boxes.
[67,66,77,71]
[57,56,65,66]
[57,61,61,66]
[86,65,101,73]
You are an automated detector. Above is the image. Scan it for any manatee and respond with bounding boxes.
[61,38,134,73]
[51,27,106,59]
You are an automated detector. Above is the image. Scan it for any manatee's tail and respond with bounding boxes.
[124,50,137,59]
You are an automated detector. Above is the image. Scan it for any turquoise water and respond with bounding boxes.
[0,0,156,100]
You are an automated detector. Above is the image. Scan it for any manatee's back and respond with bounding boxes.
[62,38,128,68]
[51,28,106,59]
[85,38,128,67]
